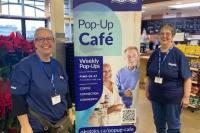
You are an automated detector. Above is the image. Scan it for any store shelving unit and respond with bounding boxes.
[176,44,200,112]
[190,67,198,72]
[186,54,200,58]
[188,55,200,112]
[191,80,198,84]
[190,93,197,97]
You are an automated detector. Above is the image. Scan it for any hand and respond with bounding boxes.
[17,114,33,133]
[21,125,33,133]
[113,104,123,111]
[124,89,132,97]
[181,96,189,108]
[107,104,123,114]
[145,89,150,100]
[68,108,74,128]
[145,77,150,100]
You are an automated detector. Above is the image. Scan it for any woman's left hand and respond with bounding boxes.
[181,96,189,108]
[68,108,74,128]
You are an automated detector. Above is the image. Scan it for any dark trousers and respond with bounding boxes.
[151,101,182,133]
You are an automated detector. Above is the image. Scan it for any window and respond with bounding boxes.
[1,0,47,17]
[24,5,35,17]
[2,2,9,15]
[9,4,22,16]
[65,23,73,42]
[0,18,46,39]
[64,0,73,42]
[35,1,45,17]
[25,20,45,40]
[35,1,44,11]
[9,0,21,3]
[1,0,22,16]
[64,0,72,16]
[0,0,48,39]
[24,0,45,17]
[0,18,21,35]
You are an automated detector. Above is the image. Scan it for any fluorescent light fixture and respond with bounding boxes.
[169,2,200,9]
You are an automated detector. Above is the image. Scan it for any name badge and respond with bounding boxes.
[51,94,61,105]
[154,76,163,84]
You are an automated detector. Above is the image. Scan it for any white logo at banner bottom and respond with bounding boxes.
[111,0,137,4]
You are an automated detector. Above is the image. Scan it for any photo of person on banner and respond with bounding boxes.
[116,46,140,108]
[88,63,124,126]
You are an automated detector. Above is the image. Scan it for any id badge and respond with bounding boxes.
[154,76,163,84]
[51,94,61,105]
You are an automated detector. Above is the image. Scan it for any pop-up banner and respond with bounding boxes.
[74,0,142,132]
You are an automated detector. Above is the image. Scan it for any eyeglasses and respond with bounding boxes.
[35,37,54,43]
[160,32,172,37]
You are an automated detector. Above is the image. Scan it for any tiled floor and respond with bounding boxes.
[137,86,200,133]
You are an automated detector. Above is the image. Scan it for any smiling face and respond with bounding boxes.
[103,64,112,82]
[159,24,176,48]
[34,28,54,59]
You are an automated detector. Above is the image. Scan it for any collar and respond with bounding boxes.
[127,65,137,71]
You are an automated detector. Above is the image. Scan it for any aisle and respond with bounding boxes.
[137,85,200,133]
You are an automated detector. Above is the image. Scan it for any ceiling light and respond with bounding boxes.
[169,2,200,9]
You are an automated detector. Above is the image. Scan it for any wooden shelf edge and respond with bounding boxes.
[188,104,196,108]
[190,93,197,97]
[140,55,150,59]
[192,81,198,84]
[190,67,198,71]
[186,54,200,58]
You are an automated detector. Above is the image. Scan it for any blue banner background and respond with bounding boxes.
[79,125,136,133]
[75,56,103,111]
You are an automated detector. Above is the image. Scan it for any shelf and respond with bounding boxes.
[188,104,196,108]
[190,93,197,97]
[190,67,198,71]
[191,81,198,84]
[140,55,150,60]
[186,54,200,58]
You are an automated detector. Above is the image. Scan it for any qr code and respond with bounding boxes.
[121,108,136,124]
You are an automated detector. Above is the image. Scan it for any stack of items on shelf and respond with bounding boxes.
[0,32,35,132]
[189,85,200,109]
[176,44,200,112]
[189,59,200,69]
[176,44,200,56]
[191,70,199,84]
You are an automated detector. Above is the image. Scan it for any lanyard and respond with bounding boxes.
[158,46,173,77]
[36,54,57,94]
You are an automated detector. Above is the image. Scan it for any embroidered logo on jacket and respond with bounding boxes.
[60,75,64,80]
[11,86,17,89]
[111,0,137,4]
[168,62,177,67]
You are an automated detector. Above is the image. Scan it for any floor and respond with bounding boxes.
[137,85,200,133]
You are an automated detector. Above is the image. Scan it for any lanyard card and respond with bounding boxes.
[51,94,61,105]
[154,76,163,84]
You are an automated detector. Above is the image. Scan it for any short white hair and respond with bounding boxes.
[124,46,139,55]
[34,27,54,40]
